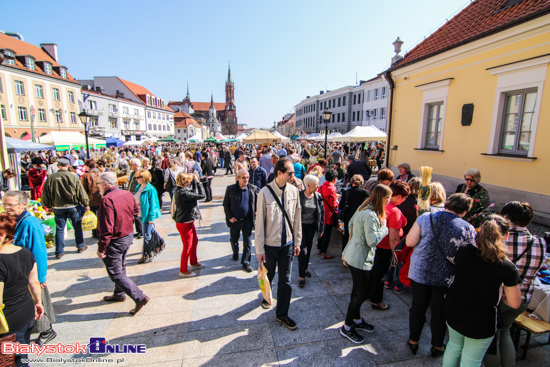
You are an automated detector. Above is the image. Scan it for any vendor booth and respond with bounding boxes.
[38,131,106,150]
[5,137,56,190]
[242,130,281,144]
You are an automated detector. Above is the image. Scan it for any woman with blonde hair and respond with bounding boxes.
[135,170,163,264]
[164,158,184,200]
[429,182,446,212]
[443,215,521,366]
[340,184,391,344]
[173,172,205,277]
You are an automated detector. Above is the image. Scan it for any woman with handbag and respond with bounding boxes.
[135,170,164,264]
[317,169,339,259]
[340,174,369,251]
[164,159,184,201]
[149,157,165,210]
[340,184,391,344]
[173,173,205,277]
[405,193,477,357]
[297,175,324,288]
[0,213,44,367]
[443,215,521,367]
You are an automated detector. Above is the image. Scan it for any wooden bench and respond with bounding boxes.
[512,311,550,360]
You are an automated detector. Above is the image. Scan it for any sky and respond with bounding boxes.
[1,0,471,129]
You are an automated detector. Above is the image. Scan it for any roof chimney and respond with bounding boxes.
[40,43,58,62]
[116,90,124,98]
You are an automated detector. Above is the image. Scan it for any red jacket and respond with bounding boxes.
[318,181,338,225]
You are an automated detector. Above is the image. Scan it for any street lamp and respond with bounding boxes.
[78,111,91,159]
[322,109,332,159]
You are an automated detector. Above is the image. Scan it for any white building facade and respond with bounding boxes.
[294,76,389,135]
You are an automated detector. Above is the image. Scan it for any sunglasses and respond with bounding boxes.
[286,171,295,176]
[464,178,475,182]
[136,176,143,179]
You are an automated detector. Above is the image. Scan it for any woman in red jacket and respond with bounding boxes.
[28,158,47,200]
[317,169,339,259]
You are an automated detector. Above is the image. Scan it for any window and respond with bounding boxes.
[382,87,387,98]
[134,109,139,116]
[124,121,130,129]
[374,89,379,100]
[381,108,386,119]
[352,111,355,121]
[331,114,335,123]
[1,105,7,120]
[70,112,77,124]
[342,113,345,122]
[337,113,340,122]
[88,100,97,110]
[68,91,74,103]
[328,100,331,109]
[324,101,327,109]
[373,109,377,119]
[18,107,28,121]
[148,124,152,130]
[35,84,44,98]
[110,119,118,129]
[147,111,151,118]
[90,117,99,126]
[134,121,140,129]
[52,88,60,101]
[343,96,346,106]
[358,94,361,104]
[55,110,63,123]
[15,80,25,95]
[44,63,52,75]
[109,104,116,113]
[498,90,537,154]
[367,91,371,101]
[4,51,15,65]
[0,77,2,93]
[60,68,67,79]
[338,98,341,107]
[424,103,444,149]
[146,95,151,105]
[353,95,356,105]
[123,107,129,114]
[38,108,47,122]
[333,99,336,107]
[26,58,35,70]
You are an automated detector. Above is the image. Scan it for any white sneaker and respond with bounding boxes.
[179,271,196,277]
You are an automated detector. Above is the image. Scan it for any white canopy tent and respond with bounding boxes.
[122,141,146,147]
[303,133,320,140]
[272,131,290,143]
[313,132,343,142]
[234,133,249,141]
[187,135,203,142]
[38,131,106,148]
[333,126,387,142]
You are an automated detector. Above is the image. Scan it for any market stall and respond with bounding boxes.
[333,126,387,142]
[38,131,106,150]
[242,130,281,144]
[272,131,291,143]
[5,137,56,190]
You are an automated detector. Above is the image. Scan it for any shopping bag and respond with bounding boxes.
[257,263,272,306]
[81,211,98,231]
[0,303,9,334]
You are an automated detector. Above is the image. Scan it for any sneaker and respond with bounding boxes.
[189,264,205,270]
[276,316,297,330]
[340,326,364,344]
[179,271,196,277]
[261,299,271,309]
[354,319,375,332]
[298,279,305,288]
[243,264,253,273]
[384,281,394,289]
[393,286,407,294]
[36,328,57,346]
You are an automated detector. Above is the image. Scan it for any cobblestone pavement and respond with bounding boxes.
[38,171,550,367]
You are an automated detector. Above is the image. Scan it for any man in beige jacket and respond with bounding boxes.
[255,157,302,330]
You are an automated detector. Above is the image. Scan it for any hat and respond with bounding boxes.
[31,157,43,165]
[58,158,70,166]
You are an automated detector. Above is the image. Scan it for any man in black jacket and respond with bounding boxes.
[224,148,233,175]
[345,155,372,185]
[223,169,258,272]
[200,152,214,202]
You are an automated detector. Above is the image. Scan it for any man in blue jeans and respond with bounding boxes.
[42,158,90,259]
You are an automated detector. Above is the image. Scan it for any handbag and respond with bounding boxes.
[0,304,8,334]
[338,189,348,221]
[142,224,166,260]
[430,213,455,266]
[320,187,338,224]
[164,170,177,192]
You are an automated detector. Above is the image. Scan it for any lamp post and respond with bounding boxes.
[78,111,91,159]
[322,109,332,159]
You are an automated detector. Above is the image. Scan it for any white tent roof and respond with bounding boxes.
[272,131,290,142]
[235,133,248,141]
[38,131,106,147]
[187,135,203,142]
[313,132,343,142]
[122,141,145,147]
[333,126,387,142]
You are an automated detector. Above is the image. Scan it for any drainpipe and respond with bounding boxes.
[383,70,395,169]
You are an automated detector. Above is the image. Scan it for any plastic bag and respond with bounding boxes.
[257,263,272,306]
[81,211,98,231]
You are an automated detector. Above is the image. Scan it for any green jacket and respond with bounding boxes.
[342,208,388,271]
[42,170,89,208]
[136,183,161,223]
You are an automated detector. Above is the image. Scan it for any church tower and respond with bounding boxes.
[224,64,237,135]
[207,92,221,135]
[182,82,194,115]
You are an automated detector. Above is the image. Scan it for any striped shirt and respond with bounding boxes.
[505,227,547,304]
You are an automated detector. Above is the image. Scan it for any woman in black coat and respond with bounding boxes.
[340,174,369,250]
[149,157,165,209]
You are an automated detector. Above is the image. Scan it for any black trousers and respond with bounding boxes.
[298,223,317,278]
[342,219,351,250]
[134,215,142,236]
[202,178,212,201]
[264,244,293,319]
[409,280,447,348]
[319,223,333,254]
[367,247,393,303]
[229,218,253,265]
[345,265,371,326]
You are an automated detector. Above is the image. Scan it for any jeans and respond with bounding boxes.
[483,302,529,367]
[176,222,199,273]
[53,207,84,255]
[220,157,225,168]
[368,247,393,303]
[102,233,146,302]
[0,319,34,367]
[168,187,176,201]
[443,323,494,367]
[385,263,405,289]
[264,244,294,319]
[230,218,253,265]
[409,280,448,347]
[298,223,317,278]
[345,265,371,326]
[140,218,154,241]
[319,223,333,254]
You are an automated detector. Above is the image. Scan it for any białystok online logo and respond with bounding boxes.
[1,337,146,356]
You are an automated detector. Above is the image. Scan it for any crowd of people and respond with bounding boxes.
[0,139,547,366]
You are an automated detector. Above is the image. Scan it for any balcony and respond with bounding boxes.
[122,113,131,120]
[108,112,119,119]
[133,114,142,120]
[87,109,103,116]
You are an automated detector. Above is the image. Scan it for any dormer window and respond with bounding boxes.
[146,95,151,105]
[3,50,15,65]
[60,68,67,79]
[44,62,52,75]
[161,100,165,108]
[26,57,35,70]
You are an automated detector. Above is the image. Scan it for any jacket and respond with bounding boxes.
[81,170,102,207]
[255,180,302,255]
[342,208,388,271]
[14,211,47,284]
[201,158,213,177]
[173,181,205,222]
[136,183,161,223]
[248,166,267,192]
[223,183,258,228]
[339,186,369,223]
[299,190,325,235]
[97,187,138,252]
[42,169,89,208]
[318,181,338,225]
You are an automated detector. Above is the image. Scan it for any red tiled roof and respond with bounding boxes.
[118,77,173,112]
[392,0,550,70]
[168,100,226,111]
[173,111,193,119]
[0,33,79,84]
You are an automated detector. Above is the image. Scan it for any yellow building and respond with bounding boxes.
[386,0,550,224]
